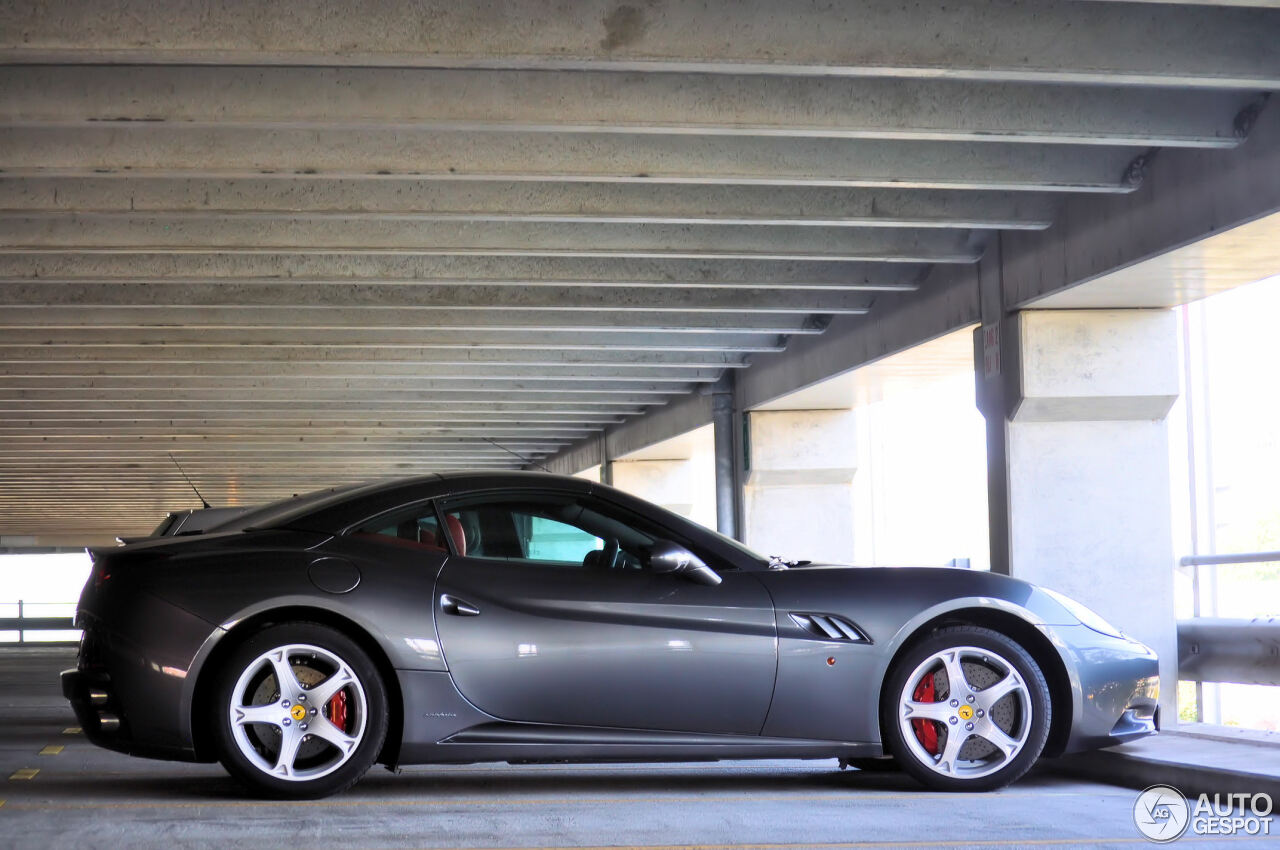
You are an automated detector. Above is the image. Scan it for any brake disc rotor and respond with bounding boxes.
[247,660,330,761]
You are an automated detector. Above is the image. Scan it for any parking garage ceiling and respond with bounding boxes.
[1,0,1277,541]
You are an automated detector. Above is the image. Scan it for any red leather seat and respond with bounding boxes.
[444,514,467,557]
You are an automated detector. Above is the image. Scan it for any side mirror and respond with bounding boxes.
[647,540,722,586]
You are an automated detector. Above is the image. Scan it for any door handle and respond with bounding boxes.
[440,594,481,616]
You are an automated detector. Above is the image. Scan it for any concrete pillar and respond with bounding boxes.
[609,426,717,530]
[711,389,738,539]
[743,409,858,564]
[980,309,1179,719]
[598,435,613,485]
[610,459,697,517]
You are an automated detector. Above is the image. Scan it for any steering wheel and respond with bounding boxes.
[599,537,620,570]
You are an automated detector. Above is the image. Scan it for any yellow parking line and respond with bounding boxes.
[62,727,81,735]
[8,769,38,780]
[38,745,64,756]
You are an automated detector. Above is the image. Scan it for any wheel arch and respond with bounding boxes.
[875,606,1076,759]
[188,605,405,766]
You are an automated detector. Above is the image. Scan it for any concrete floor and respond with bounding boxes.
[0,647,1264,850]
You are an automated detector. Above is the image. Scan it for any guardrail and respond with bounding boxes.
[1179,617,1280,686]
[1176,551,1280,689]
[0,601,78,645]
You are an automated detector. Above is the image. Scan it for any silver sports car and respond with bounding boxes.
[62,472,1159,799]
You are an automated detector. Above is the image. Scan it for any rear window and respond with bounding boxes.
[204,482,375,532]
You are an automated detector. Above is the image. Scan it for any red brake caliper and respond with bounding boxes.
[911,673,940,755]
[327,689,348,733]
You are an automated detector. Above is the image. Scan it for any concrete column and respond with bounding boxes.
[598,434,613,486]
[609,426,717,530]
[711,388,738,538]
[980,309,1180,719]
[610,458,698,518]
[743,409,858,564]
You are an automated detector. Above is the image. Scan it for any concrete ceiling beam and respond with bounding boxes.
[0,253,927,289]
[4,0,1275,87]
[0,281,881,313]
[5,408,628,422]
[0,216,981,263]
[3,67,1255,148]
[0,376,687,393]
[0,417,610,431]
[0,327,787,352]
[0,306,833,333]
[0,345,748,368]
[0,425,605,438]
[0,127,1147,192]
[0,440,570,452]
[0,179,1057,232]
[0,388,668,406]
[0,439,610,455]
[0,362,727,381]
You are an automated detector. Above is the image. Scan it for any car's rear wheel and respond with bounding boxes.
[882,626,1050,792]
[211,622,388,799]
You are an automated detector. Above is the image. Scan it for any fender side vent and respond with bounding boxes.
[788,613,871,643]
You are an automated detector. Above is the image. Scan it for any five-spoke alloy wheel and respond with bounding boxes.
[882,626,1051,792]
[212,622,388,798]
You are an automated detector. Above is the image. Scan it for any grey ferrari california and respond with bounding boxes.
[62,472,1159,798]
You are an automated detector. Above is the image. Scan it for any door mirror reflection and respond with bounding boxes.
[647,540,722,586]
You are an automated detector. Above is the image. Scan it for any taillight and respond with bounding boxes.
[88,548,113,587]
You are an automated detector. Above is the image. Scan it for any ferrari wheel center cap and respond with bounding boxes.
[958,705,974,721]
[290,704,307,721]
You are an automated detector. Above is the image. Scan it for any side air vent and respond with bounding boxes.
[788,612,872,643]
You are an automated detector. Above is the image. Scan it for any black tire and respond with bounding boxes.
[881,625,1051,792]
[211,621,389,799]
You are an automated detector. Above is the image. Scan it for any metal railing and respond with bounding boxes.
[0,601,78,645]
[1176,551,1280,688]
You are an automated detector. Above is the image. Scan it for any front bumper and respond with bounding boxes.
[1054,624,1161,754]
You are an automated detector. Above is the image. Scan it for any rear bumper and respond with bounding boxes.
[63,591,213,762]
[61,667,196,761]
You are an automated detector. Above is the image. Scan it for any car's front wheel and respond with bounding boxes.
[211,622,388,799]
[882,626,1050,792]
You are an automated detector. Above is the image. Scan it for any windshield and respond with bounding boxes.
[595,487,769,568]
[702,523,770,565]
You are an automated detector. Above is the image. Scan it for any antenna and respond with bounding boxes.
[168,453,212,508]
[482,437,552,472]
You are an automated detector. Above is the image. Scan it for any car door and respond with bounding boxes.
[432,489,778,735]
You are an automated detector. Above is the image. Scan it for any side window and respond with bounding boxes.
[440,493,655,570]
[352,504,448,552]
[526,515,603,562]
